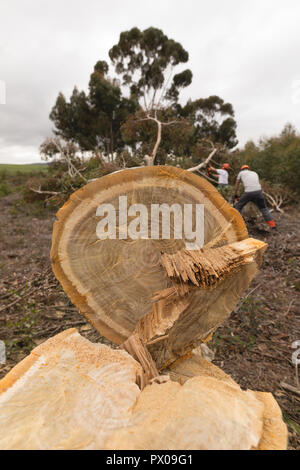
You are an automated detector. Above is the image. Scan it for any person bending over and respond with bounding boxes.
[234,165,276,229]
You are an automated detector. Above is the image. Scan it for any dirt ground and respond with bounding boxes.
[0,191,299,449]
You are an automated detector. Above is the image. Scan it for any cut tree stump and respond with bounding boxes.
[0,167,287,450]
[51,166,267,370]
[0,329,288,450]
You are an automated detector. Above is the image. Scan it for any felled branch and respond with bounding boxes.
[50,138,88,183]
[29,186,61,196]
[187,147,218,173]
[196,169,219,184]
[280,382,300,397]
[264,192,285,214]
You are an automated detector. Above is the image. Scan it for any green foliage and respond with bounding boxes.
[237,123,300,196]
[50,89,96,149]
[109,27,237,157]
[0,181,12,197]
[114,151,144,168]
[217,184,235,202]
[283,412,300,436]
[0,163,49,175]
[22,157,122,209]
[50,65,137,154]
[88,63,137,154]
[177,96,238,149]
[48,26,238,164]
[5,311,37,357]
[121,108,193,164]
[109,27,191,105]
[0,165,50,201]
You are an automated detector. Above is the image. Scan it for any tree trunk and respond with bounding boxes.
[51,165,266,370]
[151,119,162,164]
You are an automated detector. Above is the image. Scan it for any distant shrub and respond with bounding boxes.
[0,181,12,197]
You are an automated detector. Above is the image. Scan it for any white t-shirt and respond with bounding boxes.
[237,170,261,192]
[216,169,228,185]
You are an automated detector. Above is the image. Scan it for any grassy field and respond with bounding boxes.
[0,163,50,197]
[0,163,49,174]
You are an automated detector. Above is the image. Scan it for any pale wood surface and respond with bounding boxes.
[0,330,287,450]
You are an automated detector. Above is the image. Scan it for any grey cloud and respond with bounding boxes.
[0,0,300,163]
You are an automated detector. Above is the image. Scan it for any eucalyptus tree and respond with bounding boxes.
[109,27,193,164]
[49,61,137,159]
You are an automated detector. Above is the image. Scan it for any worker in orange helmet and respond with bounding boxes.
[208,163,231,187]
[234,165,276,229]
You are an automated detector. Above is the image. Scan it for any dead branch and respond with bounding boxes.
[50,138,88,183]
[0,287,38,313]
[284,300,295,316]
[151,117,161,165]
[29,186,61,196]
[187,147,218,173]
[156,66,174,109]
[138,114,182,166]
[196,169,219,184]
[264,192,285,214]
[33,320,87,338]
[280,382,300,397]
[44,305,78,311]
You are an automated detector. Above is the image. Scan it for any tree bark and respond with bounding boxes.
[151,119,162,165]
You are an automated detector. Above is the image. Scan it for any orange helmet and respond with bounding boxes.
[222,163,230,170]
[240,165,250,170]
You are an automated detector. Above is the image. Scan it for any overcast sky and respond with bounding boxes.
[0,0,300,163]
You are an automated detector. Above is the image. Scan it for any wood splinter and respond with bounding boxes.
[121,333,168,389]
